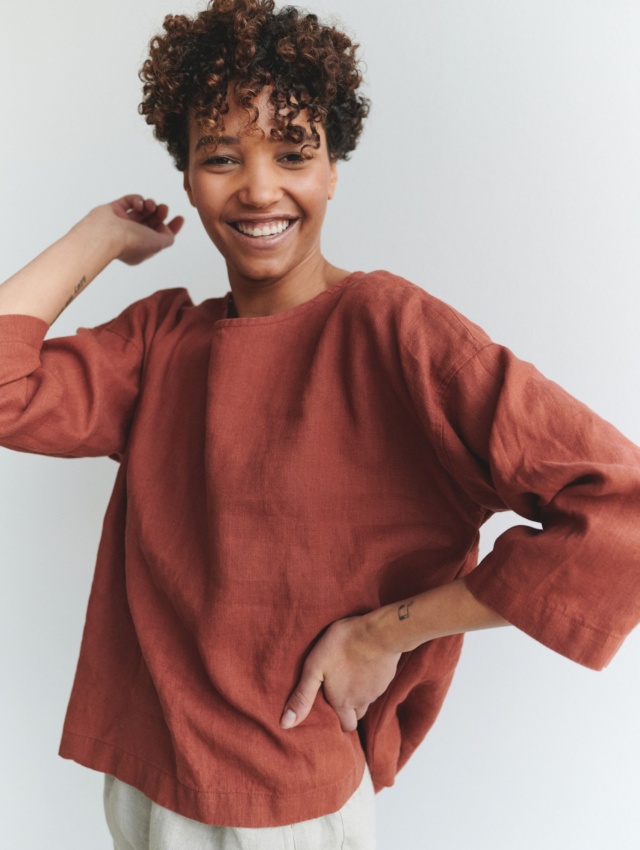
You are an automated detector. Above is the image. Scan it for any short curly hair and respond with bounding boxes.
[139,0,370,171]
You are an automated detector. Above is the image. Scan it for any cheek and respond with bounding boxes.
[191,186,216,213]
[192,203,226,247]
[198,213,225,242]
[293,174,333,211]
[188,174,228,212]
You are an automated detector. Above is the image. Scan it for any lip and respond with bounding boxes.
[225,217,300,249]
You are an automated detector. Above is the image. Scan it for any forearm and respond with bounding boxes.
[0,195,183,327]
[0,210,124,326]
[364,577,509,654]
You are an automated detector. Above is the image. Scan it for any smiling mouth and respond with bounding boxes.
[231,220,295,238]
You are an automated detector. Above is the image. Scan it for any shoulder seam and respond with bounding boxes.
[438,342,498,398]
[94,325,145,356]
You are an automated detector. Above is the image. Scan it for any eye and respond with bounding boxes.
[201,155,237,168]
[279,151,310,165]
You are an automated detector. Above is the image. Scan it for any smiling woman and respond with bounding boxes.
[182,89,343,315]
[138,0,366,317]
[1,1,640,849]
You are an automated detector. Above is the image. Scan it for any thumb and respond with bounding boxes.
[280,666,323,730]
[168,215,185,236]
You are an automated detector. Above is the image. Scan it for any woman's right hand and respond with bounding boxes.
[91,195,184,266]
[0,194,185,325]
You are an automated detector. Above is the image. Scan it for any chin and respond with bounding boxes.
[229,262,294,283]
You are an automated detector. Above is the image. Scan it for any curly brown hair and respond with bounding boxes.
[139,0,369,171]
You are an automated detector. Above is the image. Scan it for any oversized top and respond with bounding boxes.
[1,271,639,827]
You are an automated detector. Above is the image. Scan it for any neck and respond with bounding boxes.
[227,256,350,318]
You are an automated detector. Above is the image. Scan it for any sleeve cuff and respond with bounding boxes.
[464,568,625,671]
[0,314,49,383]
[0,313,49,347]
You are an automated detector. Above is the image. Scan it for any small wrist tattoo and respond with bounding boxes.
[398,601,414,621]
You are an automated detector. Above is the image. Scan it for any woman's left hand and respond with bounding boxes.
[280,615,402,733]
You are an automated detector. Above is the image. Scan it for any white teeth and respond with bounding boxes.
[235,220,292,238]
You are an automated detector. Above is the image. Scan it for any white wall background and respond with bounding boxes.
[1,1,639,847]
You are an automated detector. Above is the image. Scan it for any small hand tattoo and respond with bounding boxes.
[398,601,414,621]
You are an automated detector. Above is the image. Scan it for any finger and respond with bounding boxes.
[280,667,323,730]
[131,204,174,233]
[145,205,180,235]
[143,205,170,230]
[108,196,141,221]
[158,203,171,221]
[168,216,185,236]
[335,707,359,733]
[120,195,145,213]
[127,198,158,224]
[123,202,150,224]
[119,195,144,215]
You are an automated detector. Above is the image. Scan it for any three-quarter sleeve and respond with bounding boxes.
[0,289,186,460]
[435,342,640,670]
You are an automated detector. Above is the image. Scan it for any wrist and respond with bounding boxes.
[365,580,510,658]
[362,603,423,656]
[71,206,129,263]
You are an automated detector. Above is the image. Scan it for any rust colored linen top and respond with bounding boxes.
[1,270,639,827]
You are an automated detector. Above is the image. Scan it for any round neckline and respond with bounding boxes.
[213,271,366,328]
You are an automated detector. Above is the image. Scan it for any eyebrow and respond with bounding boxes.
[194,134,240,152]
[194,131,319,152]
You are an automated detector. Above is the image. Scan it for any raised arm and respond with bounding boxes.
[0,195,183,325]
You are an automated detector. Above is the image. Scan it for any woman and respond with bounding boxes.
[1,1,639,848]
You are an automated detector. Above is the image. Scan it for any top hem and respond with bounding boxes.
[59,728,366,828]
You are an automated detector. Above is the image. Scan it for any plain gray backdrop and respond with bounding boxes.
[1,1,639,848]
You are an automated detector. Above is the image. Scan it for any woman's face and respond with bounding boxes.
[183,88,338,291]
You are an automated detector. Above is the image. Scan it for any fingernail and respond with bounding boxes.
[280,709,297,729]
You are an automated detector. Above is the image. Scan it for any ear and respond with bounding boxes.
[328,160,338,200]
[183,170,196,207]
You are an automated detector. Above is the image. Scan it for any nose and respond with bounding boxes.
[236,161,284,208]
